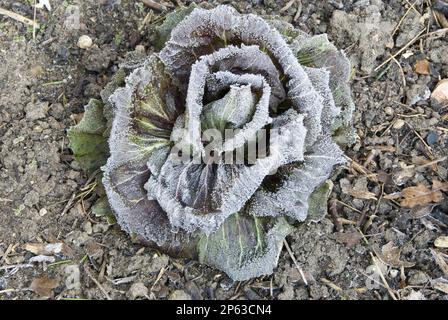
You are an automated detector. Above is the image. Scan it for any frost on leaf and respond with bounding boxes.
[248,135,344,221]
[198,214,293,281]
[69,5,355,281]
[291,33,357,146]
[102,55,192,249]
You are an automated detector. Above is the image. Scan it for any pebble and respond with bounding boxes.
[135,44,145,55]
[39,208,48,217]
[127,282,148,299]
[148,254,169,273]
[13,136,25,145]
[384,106,394,115]
[434,236,448,248]
[408,271,429,286]
[393,119,405,129]
[25,101,49,121]
[389,269,399,278]
[30,65,45,78]
[83,221,93,235]
[431,79,448,104]
[426,131,439,145]
[219,277,234,291]
[168,290,191,300]
[77,35,93,49]
[415,106,425,114]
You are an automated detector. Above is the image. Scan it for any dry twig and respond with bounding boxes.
[293,0,303,22]
[141,0,170,12]
[283,240,308,286]
[329,199,343,232]
[84,264,112,300]
[0,7,39,28]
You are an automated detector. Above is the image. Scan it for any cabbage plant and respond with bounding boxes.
[68,5,355,281]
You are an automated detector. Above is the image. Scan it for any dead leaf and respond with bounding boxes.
[340,177,377,200]
[431,79,448,105]
[384,192,401,200]
[431,249,448,276]
[30,276,59,298]
[408,204,436,219]
[432,179,448,192]
[414,59,430,75]
[435,236,448,249]
[374,242,415,268]
[349,161,378,183]
[421,218,441,232]
[400,180,448,208]
[392,167,415,186]
[402,289,426,300]
[431,278,448,294]
[23,242,71,256]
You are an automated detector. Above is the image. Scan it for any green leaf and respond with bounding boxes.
[198,213,293,281]
[201,84,256,134]
[267,17,303,42]
[91,196,116,225]
[102,55,188,249]
[68,99,109,172]
[332,124,358,147]
[154,4,197,51]
[291,34,356,146]
[306,179,333,223]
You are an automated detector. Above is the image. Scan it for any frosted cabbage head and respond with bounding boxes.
[69,5,355,281]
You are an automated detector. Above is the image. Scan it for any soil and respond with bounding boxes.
[1,0,447,300]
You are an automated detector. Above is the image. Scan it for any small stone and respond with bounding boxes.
[389,269,399,278]
[148,254,169,273]
[403,289,426,300]
[77,35,93,49]
[67,170,80,180]
[408,271,429,286]
[92,223,109,233]
[426,131,439,146]
[431,79,448,105]
[13,136,25,145]
[39,208,48,216]
[395,10,423,48]
[415,106,425,114]
[24,191,40,207]
[169,290,191,300]
[30,65,45,78]
[434,236,448,248]
[406,84,431,105]
[83,221,93,235]
[127,282,148,299]
[49,103,65,120]
[219,277,234,291]
[278,285,295,300]
[413,59,430,75]
[393,119,405,130]
[25,101,49,121]
[135,44,145,55]
[384,106,394,115]
[82,46,113,72]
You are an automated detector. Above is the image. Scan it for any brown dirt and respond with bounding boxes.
[0,0,447,300]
